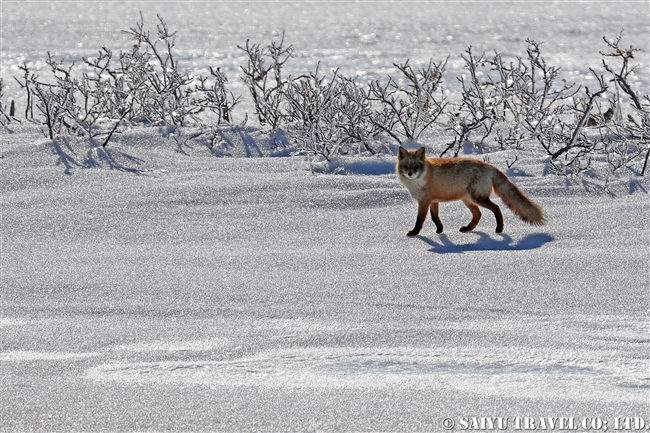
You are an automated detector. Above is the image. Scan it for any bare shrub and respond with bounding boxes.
[14,13,239,147]
[121,13,196,125]
[369,58,447,145]
[0,79,11,124]
[542,71,608,176]
[448,40,583,159]
[238,32,293,130]
[7,18,647,177]
[601,30,643,111]
[598,31,649,175]
[14,62,35,120]
[284,67,346,160]
[192,67,241,124]
[332,75,387,154]
[29,54,81,139]
[84,13,237,129]
[20,53,127,145]
[472,39,610,175]
[442,47,498,156]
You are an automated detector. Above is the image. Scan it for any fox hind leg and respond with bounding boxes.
[429,202,444,233]
[475,196,504,233]
[460,201,482,232]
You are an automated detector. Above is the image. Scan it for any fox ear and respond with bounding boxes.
[397,146,409,160]
[414,147,426,160]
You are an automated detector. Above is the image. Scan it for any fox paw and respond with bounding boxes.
[406,230,420,237]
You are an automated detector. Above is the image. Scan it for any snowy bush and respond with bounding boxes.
[8,13,648,176]
[238,32,293,131]
[438,36,647,176]
[598,31,650,175]
[284,66,349,160]
[369,58,448,145]
[30,54,82,140]
[14,13,239,147]
[284,65,388,160]
[192,67,241,124]
[284,58,447,160]
[443,47,500,157]
[0,79,17,128]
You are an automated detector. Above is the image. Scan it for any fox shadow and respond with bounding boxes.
[417,231,553,254]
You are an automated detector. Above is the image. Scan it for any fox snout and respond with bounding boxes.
[404,169,418,179]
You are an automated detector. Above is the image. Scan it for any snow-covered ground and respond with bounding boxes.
[2,1,649,431]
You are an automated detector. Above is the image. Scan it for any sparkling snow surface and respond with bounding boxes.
[1,1,649,431]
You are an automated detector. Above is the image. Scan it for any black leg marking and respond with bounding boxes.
[429,202,443,233]
[475,197,504,233]
[407,202,428,236]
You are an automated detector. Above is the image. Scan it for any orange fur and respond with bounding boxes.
[396,146,545,236]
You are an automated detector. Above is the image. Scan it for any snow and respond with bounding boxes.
[1,1,649,431]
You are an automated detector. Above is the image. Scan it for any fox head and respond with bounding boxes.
[397,146,426,180]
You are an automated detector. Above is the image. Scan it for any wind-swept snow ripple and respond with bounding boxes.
[87,346,647,403]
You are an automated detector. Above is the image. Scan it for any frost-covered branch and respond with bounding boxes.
[442,47,497,156]
[238,32,293,129]
[369,58,447,145]
[193,67,241,124]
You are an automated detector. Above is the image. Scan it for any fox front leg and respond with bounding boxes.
[429,202,443,233]
[407,201,429,237]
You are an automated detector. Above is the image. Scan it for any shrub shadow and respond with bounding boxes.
[50,137,82,175]
[417,232,553,254]
[212,125,263,157]
[84,147,145,173]
[49,138,145,174]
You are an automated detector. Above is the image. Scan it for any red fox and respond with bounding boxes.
[396,146,545,236]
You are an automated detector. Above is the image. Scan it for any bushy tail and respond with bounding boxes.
[492,172,545,226]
